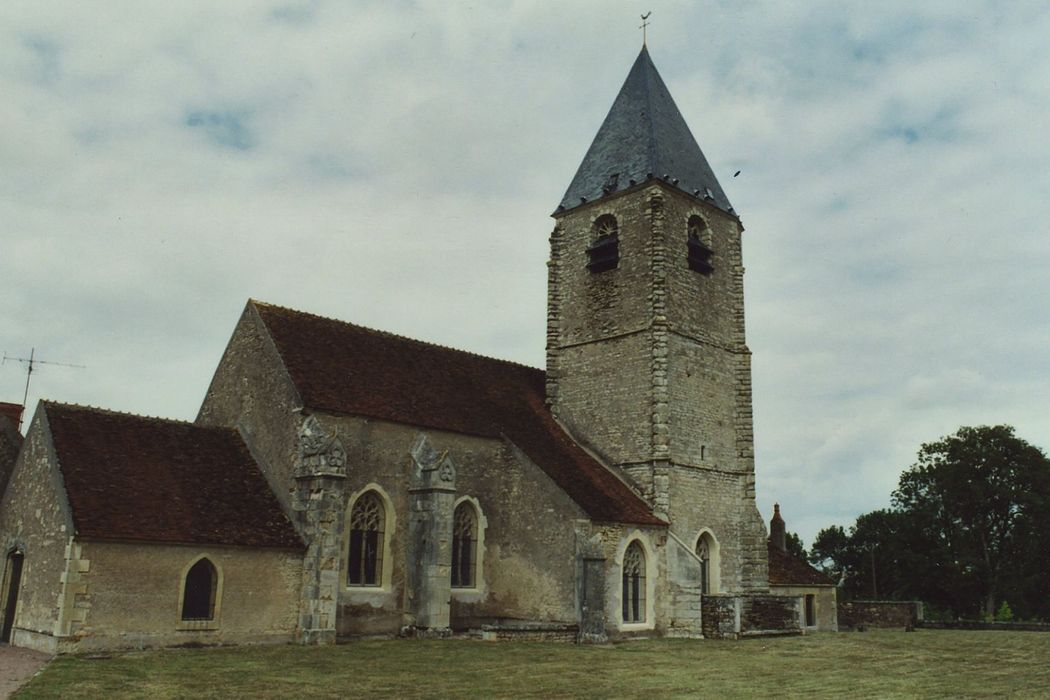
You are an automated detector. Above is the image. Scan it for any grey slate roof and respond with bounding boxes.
[557,46,733,215]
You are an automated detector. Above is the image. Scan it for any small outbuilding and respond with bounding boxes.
[0,402,304,653]
[767,504,838,631]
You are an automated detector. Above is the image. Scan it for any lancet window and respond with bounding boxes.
[622,541,646,623]
[348,491,385,586]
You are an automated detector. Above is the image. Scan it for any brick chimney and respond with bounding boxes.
[770,503,786,552]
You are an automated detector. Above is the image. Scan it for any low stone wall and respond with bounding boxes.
[702,594,802,639]
[919,620,1050,632]
[474,622,579,642]
[838,600,922,630]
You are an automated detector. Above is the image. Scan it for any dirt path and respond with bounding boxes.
[0,644,51,699]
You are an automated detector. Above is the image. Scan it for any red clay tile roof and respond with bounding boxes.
[767,541,835,586]
[44,402,303,549]
[252,301,663,526]
[0,403,23,432]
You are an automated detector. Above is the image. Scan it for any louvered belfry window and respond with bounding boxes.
[687,215,714,274]
[587,214,620,272]
[622,541,646,623]
[451,502,478,588]
[348,492,385,586]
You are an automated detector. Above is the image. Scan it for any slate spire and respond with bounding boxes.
[557,46,733,214]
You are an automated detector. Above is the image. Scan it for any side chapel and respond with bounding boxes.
[0,47,809,653]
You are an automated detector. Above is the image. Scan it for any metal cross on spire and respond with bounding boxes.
[639,12,652,46]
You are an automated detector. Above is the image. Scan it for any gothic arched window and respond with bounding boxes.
[451,502,478,588]
[348,491,385,586]
[587,214,620,272]
[181,557,218,621]
[622,541,646,623]
[686,215,714,274]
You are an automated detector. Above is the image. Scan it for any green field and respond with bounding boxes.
[18,630,1050,699]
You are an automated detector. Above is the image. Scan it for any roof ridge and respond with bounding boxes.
[250,299,543,374]
[42,401,223,430]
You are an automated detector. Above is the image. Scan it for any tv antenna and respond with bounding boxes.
[2,348,85,431]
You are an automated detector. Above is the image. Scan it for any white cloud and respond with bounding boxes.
[3,1,1049,545]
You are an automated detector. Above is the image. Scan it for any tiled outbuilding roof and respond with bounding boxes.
[0,412,23,496]
[767,541,835,587]
[44,402,303,549]
[0,402,23,432]
[252,301,663,526]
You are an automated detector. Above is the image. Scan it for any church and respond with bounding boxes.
[0,46,822,653]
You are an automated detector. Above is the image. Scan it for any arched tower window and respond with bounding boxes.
[348,491,386,586]
[622,541,646,623]
[181,557,218,621]
[686,215,714,274]
[696,538,711,595]
[451,501,478,588]
[587,214,620,272]
[695,531,719,594]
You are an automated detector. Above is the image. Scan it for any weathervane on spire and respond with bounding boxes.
[640,12,651,46]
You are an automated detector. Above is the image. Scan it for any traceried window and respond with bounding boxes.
[696,537,711,595]
[348,491,385,586]
[587,214,620,273]
[451,502,478,588]
[181,557,217,621]
[622,541,646,623]
[686,215,714,274]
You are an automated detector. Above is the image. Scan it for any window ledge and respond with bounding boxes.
[618,621,655,632]
[176,620,219,631]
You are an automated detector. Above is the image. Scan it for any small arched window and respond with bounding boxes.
[451,502,478,588]
[622,541,646,623]
[696,538,711,595]
[696,531,719,594]
[587,214,620,273]
[686,215,714,274]
[181,557,217,621]
[348,491,385,586]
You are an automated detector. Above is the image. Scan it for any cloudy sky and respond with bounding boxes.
[3,1,1049,545]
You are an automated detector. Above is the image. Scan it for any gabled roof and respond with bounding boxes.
[0,402,23,433]
[0,412,22,496]
[767,541,835,587]
[44,402,303,549]
[557,46,733,215]
[251,301,663,526]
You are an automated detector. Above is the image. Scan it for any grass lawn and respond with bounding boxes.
[17,629,1050,699]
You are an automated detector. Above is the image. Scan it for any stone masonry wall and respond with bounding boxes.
[0,410,75,653]
[702,594,803,639]
[68,540,302,652]
[315,415,588,637]
[548,183,769,596]
[839,600,922,630]
[197,303,306,516]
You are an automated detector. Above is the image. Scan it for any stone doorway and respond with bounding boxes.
[1,550,24,643]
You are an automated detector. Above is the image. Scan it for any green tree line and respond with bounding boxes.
[807,425,1050,621]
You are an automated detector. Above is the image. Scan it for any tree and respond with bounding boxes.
[785,531,806,560]
[809,525,848,582]
[892,425,1050,618]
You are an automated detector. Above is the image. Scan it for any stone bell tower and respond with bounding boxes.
[545,46,768,592]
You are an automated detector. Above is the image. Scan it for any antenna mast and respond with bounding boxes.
[2,348,86,431]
